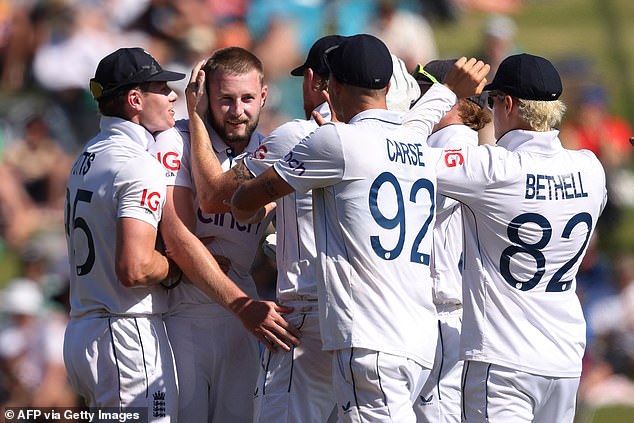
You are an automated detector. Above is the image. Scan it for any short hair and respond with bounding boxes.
[96,83,147,117]
[343,82,386,100]
[516,98,567,132]
[202,47,264,86]
[457,98,491,131]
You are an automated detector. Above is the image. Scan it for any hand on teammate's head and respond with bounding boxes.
[185,59,209,118]
[443,57,490,99]
[312,89,337,125]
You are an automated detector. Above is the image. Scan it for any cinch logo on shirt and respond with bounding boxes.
[385,138,426,167]
[443,149,464,167]
[198,209,264,234]
[156,151,181,171]
[141,189,161,211]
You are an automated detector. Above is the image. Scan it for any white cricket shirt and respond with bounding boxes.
[66,117,168,317]
[427,125,478,305]
[244,102,331,301]
[434,130,607,377]
[151,120,265,313]
[273,108,441,367]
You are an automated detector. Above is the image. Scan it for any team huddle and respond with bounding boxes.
[64,33,606,423]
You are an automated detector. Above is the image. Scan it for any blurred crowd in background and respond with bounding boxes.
[0,0,632,418]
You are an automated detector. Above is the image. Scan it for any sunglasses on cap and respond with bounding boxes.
[412,64,439,84]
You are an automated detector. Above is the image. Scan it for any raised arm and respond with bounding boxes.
[186,61,250,213]
[404,57,490,136]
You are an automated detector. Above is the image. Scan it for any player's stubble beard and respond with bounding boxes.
[207,109,259,150]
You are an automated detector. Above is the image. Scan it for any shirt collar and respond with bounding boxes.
[496,129,563,154]
[310,102,331,122]
[348,108,402,125]
[100,116,155,151]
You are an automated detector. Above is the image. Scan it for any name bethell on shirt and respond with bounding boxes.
[525,171,588,200]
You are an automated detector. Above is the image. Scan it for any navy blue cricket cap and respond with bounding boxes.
[484,53,562,101]
[90,47,186,100]
[290,35,347,77]
[325,34,392,89]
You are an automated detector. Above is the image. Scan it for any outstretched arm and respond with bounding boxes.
[160,184,300,350]
[230,167,294,224]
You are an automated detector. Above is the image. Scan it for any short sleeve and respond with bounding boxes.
[273,123,345,193]
[245,120,312,177]
[151,125,192,188]
[114,155,167,228]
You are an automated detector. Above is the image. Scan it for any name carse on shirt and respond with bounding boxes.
[525,171,588,200]
[386,138,426,167]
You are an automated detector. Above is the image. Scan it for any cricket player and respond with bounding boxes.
[149,47,278,423]
[405,53,607,422]
[228,35,489,423]
[410,59,491,423]
[184,36,425,423]
[63,47,185,421]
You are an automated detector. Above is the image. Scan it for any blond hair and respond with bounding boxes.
[516,98,567,131]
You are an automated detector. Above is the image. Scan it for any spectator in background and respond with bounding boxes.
[452,0,523,14]
[560,85,632,170]
[368,0,438,71]
[575,231,618,348]
[0,279,77,409]
[0,2,36,92]
[560,84,633,235]
[477,14,518,80]
[579,252,634,409]
[2,115,72,210]
[0,163,43,251]
[474,14,519,145]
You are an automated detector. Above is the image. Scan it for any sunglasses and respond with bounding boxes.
[412,63,439,84]
[486,92,507,109]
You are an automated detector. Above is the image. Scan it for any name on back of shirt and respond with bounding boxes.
[386,139,426,167]
[525,172,588,200]
[70,151,95,176]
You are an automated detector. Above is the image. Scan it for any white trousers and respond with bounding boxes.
[253,303,336,423]
[165,308,260,423]
[461,360,580,423]
[333,347,430,423]
[63,315,178,422]
[415,307,463,423]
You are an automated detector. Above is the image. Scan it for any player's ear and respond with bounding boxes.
[127,88,143,111]
[260,84,268,107]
